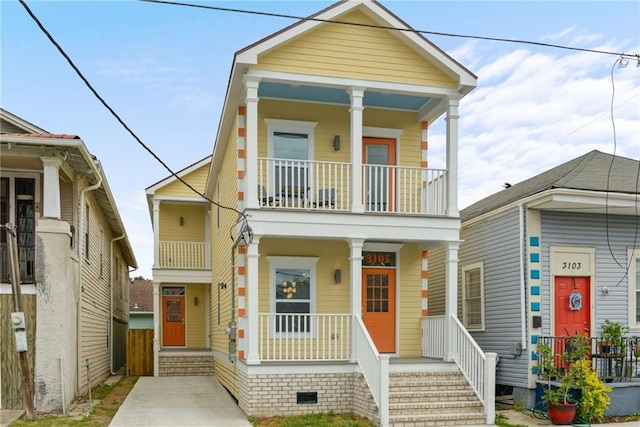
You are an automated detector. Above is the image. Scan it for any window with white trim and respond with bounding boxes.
[266,119,316,198]
[268,256,318,335]
[630,249,640,329]
[462,262,485,330]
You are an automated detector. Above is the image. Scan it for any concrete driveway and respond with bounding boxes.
[109,376,251,427]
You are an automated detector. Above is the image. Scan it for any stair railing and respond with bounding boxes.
[354,315,389,427]
[450,315,497,425]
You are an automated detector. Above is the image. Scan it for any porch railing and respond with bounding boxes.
[355,315,389,427]
[0,242,35,283]
[158,241,210,269]
[257,158,447,215]
[258,313,351,361]
[421,315,497,425]
[537,335,640,382]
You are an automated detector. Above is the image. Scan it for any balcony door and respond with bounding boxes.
[363,138,396,212]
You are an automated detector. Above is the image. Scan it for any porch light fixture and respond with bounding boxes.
[179,216,184,226]
[334,269,341,284]
[333,135,340,150]
[194,296,199,306]
[282,281,297,298]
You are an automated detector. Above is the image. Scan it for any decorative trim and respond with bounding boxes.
[421,250,429,317]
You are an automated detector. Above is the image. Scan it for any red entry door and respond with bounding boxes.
[162,292,185,346]
[554,276,590,337]
[362,268,396,353]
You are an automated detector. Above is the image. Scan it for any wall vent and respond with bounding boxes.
[296,391,318,404]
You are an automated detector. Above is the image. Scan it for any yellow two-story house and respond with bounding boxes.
[147,1,497,426]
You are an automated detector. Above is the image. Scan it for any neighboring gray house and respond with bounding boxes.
[429,150,639,415]
[129,279,153,329]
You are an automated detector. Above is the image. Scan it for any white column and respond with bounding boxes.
[152,199,160,269]
[349,238,365,361]
[444,241,460,362]
[244,77,260,209]
[152,281,160,376]
[348,87,365,213]
[445,97,460,216]
[41,156,62,219]
[245,235,261,364]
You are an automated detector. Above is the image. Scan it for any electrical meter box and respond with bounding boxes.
[11,312,25,329]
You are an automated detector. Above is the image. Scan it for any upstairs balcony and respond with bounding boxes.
[257,158,448,216]
[158,241,210,270]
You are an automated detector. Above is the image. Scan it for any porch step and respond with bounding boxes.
[388,371,486,427]
[158,354,214,376]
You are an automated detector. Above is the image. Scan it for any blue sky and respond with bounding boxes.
[2,0,639,279]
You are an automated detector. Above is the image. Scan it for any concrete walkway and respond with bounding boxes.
[109,376,251,427]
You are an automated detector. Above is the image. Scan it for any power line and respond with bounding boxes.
[18,0,247,225]
[139,0,639,60]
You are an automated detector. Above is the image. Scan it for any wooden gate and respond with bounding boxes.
[126,329,153,376]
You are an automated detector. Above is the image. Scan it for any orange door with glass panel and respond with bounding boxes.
[362,268,396,353]
[162,286,185,346]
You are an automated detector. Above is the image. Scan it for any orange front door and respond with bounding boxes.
[162,288,185,346]
[362,268,396,353]
[363,138,396,212]
[554,276,590,336]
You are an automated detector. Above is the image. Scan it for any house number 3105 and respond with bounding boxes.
[562,262,582,270]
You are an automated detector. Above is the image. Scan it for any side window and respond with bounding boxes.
[462,262,484,331]
[269,256,318,335]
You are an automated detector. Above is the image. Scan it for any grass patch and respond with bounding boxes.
[10,375,138,427]
[494,413,529,427]
[249,412,375,427]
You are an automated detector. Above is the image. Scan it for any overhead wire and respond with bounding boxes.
[17,0,249,234]
[605,57,640,285]
[138,0,639,60]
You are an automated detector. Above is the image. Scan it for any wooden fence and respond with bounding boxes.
[126,329,153,376]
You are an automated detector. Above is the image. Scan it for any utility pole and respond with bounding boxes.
[3,223,35,419]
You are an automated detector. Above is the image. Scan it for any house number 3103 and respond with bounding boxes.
[562,262,582,270]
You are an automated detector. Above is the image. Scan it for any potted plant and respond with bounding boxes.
[600,319,629,355]
[538,333,611,425]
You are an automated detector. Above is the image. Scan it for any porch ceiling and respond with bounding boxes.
[258,81,432,111]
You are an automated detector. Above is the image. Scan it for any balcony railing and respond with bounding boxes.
[257,158,448,215]
[158,241,210,269]
[537,336,640,382]
[258,313,351,361]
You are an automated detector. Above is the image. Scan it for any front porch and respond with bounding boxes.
[245,312,497,426]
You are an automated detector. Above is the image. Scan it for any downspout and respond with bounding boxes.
[519,203,527,352]
[76,168,102,394]
[109,234,125,375]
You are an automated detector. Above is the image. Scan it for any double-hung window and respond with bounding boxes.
[269,256,318,335]
[266,119,316,202]
[462,262,485,331]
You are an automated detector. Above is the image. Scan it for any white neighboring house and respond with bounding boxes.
[0,108,136,413]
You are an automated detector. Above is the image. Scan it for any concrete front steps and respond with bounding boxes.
[158,350,214,376]
[388,366,486,427]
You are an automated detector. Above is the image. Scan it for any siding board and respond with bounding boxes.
[459,208,529,387]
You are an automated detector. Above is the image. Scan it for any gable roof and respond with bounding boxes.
[206,0,477,198]
[129,279,153,312]
[461,150,640,221]
[0,108,48,134]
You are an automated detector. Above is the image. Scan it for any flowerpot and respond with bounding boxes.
[547,401,577,425]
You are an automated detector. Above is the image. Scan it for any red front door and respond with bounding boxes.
[362,268,396,353]
[162,287,185,346]
[554,276,590,337]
